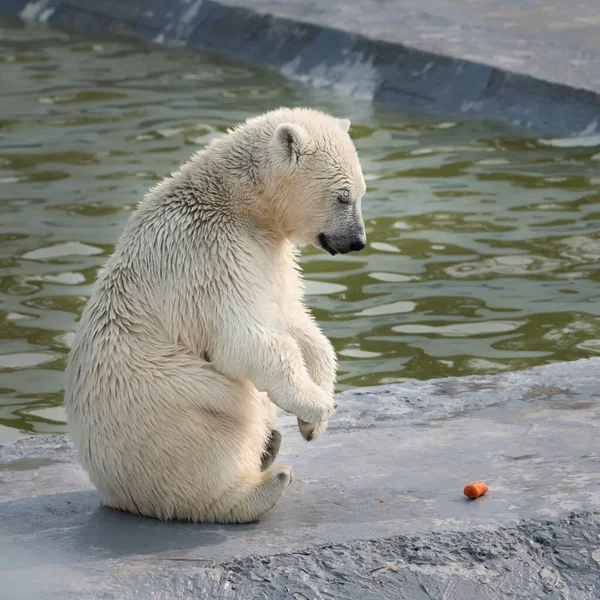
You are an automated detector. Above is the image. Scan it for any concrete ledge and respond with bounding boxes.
[2,358,600,598]
[4,0,600,135]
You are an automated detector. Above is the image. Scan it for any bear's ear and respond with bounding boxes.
[338,118,351,133]
[271,122,307,168]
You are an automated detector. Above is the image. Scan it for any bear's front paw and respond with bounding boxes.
[297,417,329,442]
[298,386,336,424]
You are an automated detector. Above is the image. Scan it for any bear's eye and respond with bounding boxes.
[336,190,351,205]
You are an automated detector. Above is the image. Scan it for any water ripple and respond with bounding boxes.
[1,17,599,432]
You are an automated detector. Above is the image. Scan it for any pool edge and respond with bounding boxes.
[2,0,599,136]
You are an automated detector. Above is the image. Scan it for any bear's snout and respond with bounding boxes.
[318,232,366,255]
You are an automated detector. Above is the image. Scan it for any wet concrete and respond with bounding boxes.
[2,358,600,599]
[3,0,600,134]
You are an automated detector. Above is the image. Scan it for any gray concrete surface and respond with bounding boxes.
[2,358,600,599]
[3,0,600,135]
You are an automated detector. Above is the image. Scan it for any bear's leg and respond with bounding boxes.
[260,429,281,471]
[211,464,293,523]
[257,389,280,470]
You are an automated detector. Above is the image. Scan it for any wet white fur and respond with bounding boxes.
[64,108,366,523]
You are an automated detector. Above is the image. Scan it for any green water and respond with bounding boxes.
[1,17,600,437]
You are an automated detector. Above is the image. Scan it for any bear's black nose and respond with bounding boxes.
[350,238,366,252]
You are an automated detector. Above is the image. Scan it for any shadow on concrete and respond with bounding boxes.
[1,489,251,569]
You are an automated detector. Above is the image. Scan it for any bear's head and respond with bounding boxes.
[260,109,367,255]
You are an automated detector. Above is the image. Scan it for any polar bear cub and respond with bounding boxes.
[64,108,367,523]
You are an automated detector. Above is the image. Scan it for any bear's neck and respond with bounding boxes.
[180,143,292,246]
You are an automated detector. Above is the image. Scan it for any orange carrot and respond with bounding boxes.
[463,482,488,499]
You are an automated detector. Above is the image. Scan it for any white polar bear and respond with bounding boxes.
[64,108,367,523]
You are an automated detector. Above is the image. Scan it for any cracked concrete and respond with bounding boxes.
[1,358,600,599]
[3,0,600,134]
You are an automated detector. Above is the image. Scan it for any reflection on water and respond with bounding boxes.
[1,17,600,434]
